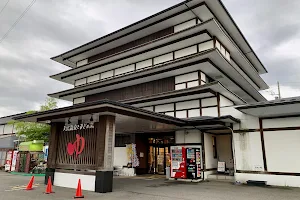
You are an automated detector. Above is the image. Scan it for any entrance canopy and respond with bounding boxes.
[14,99,239,133]
[236,97,300,118]
[13,99,240,193]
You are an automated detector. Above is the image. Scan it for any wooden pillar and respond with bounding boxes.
[45,122,62,185]
[95,115,116,193]
[95,115,116,171]
[24,152,30,173]
[47,123,61,168]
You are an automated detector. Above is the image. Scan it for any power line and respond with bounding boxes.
[0,0,37,45]
[0,0,10,17]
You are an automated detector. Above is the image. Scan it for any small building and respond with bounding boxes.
[0,113,24,168]
[17,140,45,173]
[13,0,300,192]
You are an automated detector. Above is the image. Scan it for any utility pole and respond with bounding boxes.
[277,81,281,99]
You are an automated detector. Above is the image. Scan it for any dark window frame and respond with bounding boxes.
[212,136,217,159]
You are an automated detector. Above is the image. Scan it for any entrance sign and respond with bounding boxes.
[63,122,94,131]
[217,161,225,172]
[67,134,85,158]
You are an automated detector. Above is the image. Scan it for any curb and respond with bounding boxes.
[10,172,45,176]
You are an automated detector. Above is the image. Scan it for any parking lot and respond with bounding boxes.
[1,172,300,200]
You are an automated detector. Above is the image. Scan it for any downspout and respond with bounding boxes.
[225,126,237,182]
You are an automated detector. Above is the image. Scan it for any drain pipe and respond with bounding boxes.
[225,126,237,183]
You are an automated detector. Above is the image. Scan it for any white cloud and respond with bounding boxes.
[0,0,300,117]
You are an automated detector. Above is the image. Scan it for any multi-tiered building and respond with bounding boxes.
[15,0,300,192]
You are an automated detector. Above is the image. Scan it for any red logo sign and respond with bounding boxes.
[67,134,85,158]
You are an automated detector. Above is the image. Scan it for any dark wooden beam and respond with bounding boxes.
[47,123,63,168]
[217,93,221,117]
[259,118,267,171]
[201,132,206,171]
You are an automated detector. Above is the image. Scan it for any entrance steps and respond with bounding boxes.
[207,174,234,182]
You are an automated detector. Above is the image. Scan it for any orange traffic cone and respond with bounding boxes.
[45,176,54,194]
[26,176,34,190]
[74,179,84,198]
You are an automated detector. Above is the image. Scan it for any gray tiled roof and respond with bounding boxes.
[237,96,300,109]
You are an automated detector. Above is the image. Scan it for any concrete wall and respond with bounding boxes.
[204,133,218,169]
[264,130,300,173]
[220,106,259,129]
[263,117,300,128]
[54,172,95,191]
[114,147,127,167]
[233,131,264,171]
[234,116,300,187]
[175,130,201,144]
[0,135,16,148]
[262,117,300,173]
[219,96,234,107]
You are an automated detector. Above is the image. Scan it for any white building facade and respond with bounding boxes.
[13,0,300,191]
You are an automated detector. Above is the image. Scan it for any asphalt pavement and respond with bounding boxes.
[1,171,300,200]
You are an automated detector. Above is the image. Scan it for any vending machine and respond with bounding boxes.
[170,146,186,179]
[186,148,201,179]
[170,146,202,180]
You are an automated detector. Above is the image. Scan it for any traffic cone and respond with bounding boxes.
[45,176,54,194]
[25,176,34,190]
[74,179,84,198]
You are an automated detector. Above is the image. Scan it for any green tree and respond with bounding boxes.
[9,98,58,142]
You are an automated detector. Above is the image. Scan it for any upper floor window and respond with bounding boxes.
[175,71,212,90]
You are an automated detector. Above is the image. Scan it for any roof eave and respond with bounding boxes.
[216,0,267,74]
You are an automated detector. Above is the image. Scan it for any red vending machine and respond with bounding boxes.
[170,146,186,179]
[171,146,202,180]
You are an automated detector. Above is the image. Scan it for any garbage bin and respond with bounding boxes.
[165,167,170,179]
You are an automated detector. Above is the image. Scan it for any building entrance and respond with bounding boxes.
[147,136,174,175]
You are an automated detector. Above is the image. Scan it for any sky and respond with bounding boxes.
[0,0,300,117]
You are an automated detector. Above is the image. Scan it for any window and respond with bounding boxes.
[0,151,6,166]
[115,134,132,147]
[73,97,85,104]
[175,71,199,90]
[212,136,217,159]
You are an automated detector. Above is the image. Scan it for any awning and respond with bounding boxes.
[14,99,239,134]
[19,140,44,152]
[236,97,300,118]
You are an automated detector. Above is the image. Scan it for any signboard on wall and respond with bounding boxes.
[217,161,225,172]
[43,146,48,161]
[63,122,94,131]
[5,151,13,171]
